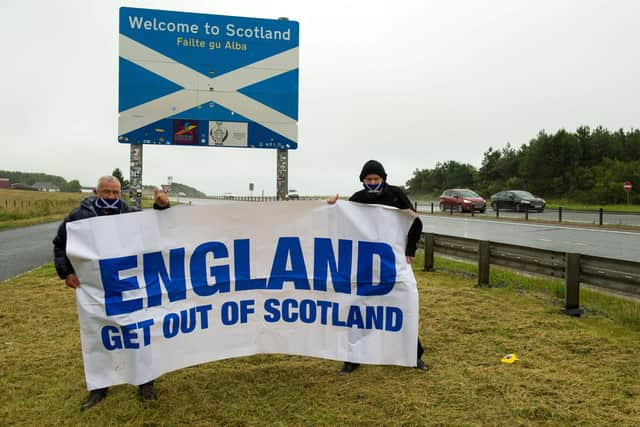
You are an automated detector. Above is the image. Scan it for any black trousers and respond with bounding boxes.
[92,380,154,393]
[346,339,424,367]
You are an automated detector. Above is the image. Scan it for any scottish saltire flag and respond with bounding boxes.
[118,7,299,149]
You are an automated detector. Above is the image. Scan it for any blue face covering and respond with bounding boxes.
[363,182,384,198]
[95,197,122,212]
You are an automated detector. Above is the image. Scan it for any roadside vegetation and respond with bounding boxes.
[406,126,640,205]
[1,261,638,426]
[421,253,640,331]
[0,189,159,230]
[0,189,84,230]
[544,199,640,212]
[413,195,639,214]
[0,170,82,193]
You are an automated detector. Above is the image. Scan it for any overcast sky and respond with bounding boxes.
[1,0,638,196]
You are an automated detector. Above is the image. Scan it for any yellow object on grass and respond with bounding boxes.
[501,354,518,364]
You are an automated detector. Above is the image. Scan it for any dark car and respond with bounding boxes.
[286,189,299,200]
[439,189,487,213]
[490,190,546,212]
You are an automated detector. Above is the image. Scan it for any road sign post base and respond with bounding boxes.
[561,306,584,317]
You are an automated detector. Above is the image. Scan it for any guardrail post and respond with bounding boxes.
[495,206,499,218]
[414,201,418,211]
[423,234,435,272]
[558,207,562,223]
[562,253,584,317]
[476,241,490,287]
[525,209,528,221]
[599,208,603,225]
[431,202,434,214]
[450,205,453,215]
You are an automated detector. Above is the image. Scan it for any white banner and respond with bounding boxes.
[66,200,419,390]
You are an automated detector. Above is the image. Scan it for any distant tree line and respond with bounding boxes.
[167,182,206,198]
[0,168,209,198]
[0,170,81,193]
[141,182,206,198]
[111,168,129,189]
[406,126,640,204]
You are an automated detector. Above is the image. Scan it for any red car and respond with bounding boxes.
[439,189,487,213]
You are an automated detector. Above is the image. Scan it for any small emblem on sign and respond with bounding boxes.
[210,122,229,145]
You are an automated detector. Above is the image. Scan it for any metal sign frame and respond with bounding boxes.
[118,7,299,150]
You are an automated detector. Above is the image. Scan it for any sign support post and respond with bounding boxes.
[129,144,143,208]
[277,148,288,200]
[624,181,632,205]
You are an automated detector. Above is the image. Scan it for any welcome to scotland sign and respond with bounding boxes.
[118,7,299,150]
[67,201,419,389]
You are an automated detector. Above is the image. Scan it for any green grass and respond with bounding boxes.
[1,262,639,426]
[0,192,159,230]
[541,199,639,213]
[0,214,67,230]
[0,189,84,227]
[412,195,440,205]
[422,253,640,331]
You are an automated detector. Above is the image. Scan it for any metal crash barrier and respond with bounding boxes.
[420,232,640,317]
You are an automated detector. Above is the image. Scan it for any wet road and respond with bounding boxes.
[1,200,638,282]
[418,215,640,262]
[485,208,640,226]
[417,201,640,226]
[0,221,59,282]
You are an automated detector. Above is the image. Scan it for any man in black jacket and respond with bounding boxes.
[328,160,428,375]
[53,175,169,410]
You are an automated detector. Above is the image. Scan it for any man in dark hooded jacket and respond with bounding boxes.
[53,175,169,410]
[328,160,428,375]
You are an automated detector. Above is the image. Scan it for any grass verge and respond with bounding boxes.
[422,253,640,331]
[1,263,638,426]
[0,193,159,230]
[0,189,84,230]
[545,199,640,213]
[0,214,67,230]
[420,210,640,232]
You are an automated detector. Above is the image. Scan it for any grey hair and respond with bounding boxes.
[97,175,121,188]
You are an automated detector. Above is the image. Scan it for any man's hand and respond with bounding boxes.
[327,194,339,205]
[406,256,414,264]
[65,273,80,289]
[154,187,170,207]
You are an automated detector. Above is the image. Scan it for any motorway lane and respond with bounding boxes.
[483,208,640,226]
[0,200,214,282]
[0,221,59,282]
[419,214,640,262]
[1,202,638,283]
[418,202,640,226]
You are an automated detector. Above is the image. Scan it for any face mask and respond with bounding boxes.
[95,197,122,210]
[363,182,384,197]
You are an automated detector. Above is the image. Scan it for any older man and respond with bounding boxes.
[53,175,169,411]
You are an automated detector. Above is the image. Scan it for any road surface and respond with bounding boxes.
[418,202,640,226]
[1,200,638,282]
[418,214,640,262]
[0,221,59,282]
